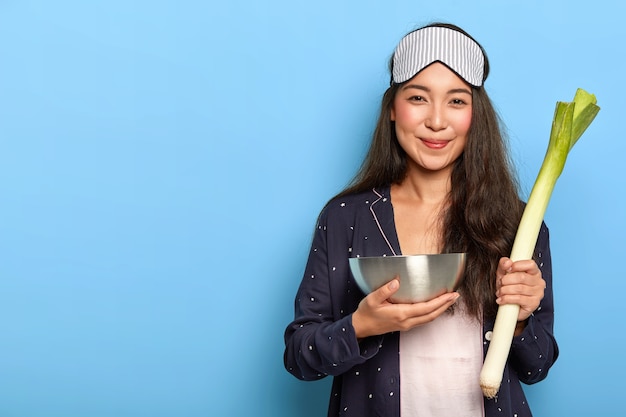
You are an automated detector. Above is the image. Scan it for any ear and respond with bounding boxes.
[390,105,396,122]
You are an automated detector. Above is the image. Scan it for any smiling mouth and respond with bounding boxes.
[421,138,449,149]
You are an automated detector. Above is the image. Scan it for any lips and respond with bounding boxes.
[421,138,449,149]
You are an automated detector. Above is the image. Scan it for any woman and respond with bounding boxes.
[284,22,558,417]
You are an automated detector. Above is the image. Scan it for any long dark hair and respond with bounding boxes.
[337,23,523,319]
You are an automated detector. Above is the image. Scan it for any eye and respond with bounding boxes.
[450,98,469,106]
[408,95,425,102]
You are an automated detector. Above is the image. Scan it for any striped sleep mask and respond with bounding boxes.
[392,26,485,87]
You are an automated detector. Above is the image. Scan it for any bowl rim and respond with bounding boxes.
[349,252,466,260]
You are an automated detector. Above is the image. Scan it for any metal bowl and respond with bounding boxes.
[349,253,466,303]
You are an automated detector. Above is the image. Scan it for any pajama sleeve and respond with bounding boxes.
[283,207,382,381]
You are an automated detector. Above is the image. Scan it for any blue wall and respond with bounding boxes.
[0,1,623,416]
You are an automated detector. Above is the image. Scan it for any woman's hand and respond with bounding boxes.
[351,278,459,339]
[495,257,546,328]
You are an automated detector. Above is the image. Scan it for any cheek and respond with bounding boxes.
[455,111,473,134]
[392,103,419,125]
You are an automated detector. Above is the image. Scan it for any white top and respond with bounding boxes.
[400,302,484,417]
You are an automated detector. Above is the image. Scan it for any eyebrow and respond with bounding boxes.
[401,84,472,95]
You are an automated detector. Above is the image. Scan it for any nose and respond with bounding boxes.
[424,105,447,131]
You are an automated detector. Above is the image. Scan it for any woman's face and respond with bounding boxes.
[391,62,473,177]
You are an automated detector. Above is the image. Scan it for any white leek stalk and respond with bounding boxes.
[479,89,600,398]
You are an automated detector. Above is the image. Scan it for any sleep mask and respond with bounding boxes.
[392,26,485,87]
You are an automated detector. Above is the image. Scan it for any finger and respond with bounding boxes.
[497,280,544,297]
[368,278,400,304]
[508,259,540,275]
[497,257,513,275]
[496,258,513,290]
[403,293,460,328]
[498,299,540,322]
[404,291,459,316]
[497,289,544,306]
[500,272,544,289]
[497,277,528,293]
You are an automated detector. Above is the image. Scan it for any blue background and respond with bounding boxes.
[0,1,623,416]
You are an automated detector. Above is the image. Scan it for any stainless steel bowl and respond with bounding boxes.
[349,253,466,303]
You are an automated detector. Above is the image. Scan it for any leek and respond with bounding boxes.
[479,88,600,398]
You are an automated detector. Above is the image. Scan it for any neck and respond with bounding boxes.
[394,165,452,204]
